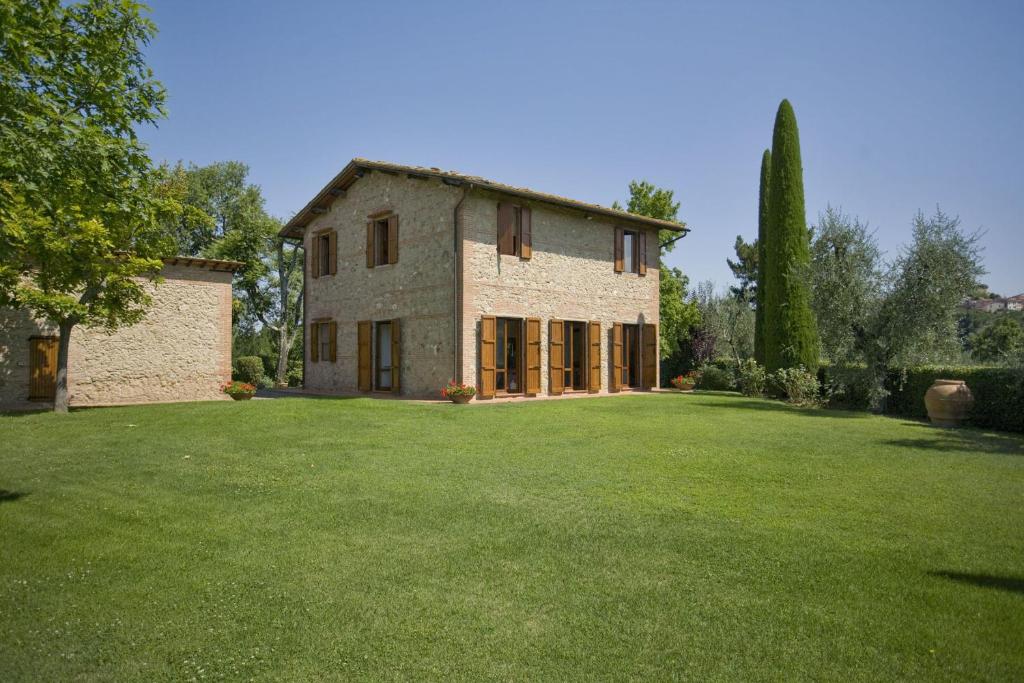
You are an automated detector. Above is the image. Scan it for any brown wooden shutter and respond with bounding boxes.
[497,202,514,255]
[611,322,623,392]
[642,323,657,389]
[520,206,532,259]
[357,321,372,391]
[588,321,601,393]
[366,221,375,268]
[479,316,496,398]
[390,318,400,393]
[328,230,338,276]
[328,320,337,362]
[387,215,399,265]
[614,228,624,273]
[311,233,321,279]
[310,322,319,362]
[525,317,541,396]
[638,230,647,276]
[548,319,564,395]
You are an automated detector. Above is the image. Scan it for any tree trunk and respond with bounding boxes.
[274,327,293,386]
[54,320,75,414]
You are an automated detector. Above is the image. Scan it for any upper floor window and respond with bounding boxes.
[311,229,336,278]
[367,213,398,268]
[614,227,647,276]
[497,202,532,259]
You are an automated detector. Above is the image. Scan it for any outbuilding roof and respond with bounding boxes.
[162,256,243,272]
[280,159,689,239]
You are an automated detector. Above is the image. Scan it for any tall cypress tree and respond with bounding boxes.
[754,148,770,364]
[763,100,819,371]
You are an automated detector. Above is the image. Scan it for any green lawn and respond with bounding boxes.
[1,393,1022,681]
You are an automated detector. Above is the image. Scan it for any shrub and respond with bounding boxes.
[696,364,734,391]
[885,366,1024,433]
[235,356,265,385]
[736,358,768,397]
[820,364,884,411]
[286,359,303,387]
[772,366,822,407]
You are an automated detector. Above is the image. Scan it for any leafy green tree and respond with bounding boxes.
[970,315,1024,362]
[727,236,758,301]
[860,208,985,372]
[0,0,174,413]
[763,100,819,371]
[809,207,883,362]
[754,149,770,364]
[691,281,755,366]
[613,180,697,359]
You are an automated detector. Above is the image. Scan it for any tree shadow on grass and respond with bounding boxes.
[0,490,28,503]
[882,424,1024,456]
[930,571,1024,595]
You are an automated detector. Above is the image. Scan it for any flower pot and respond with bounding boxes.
[230,392,255,401]
[924,379,973,427]
[674,385,695,392]
[449,394,472,404]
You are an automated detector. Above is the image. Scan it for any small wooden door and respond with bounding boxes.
[29,336,58,401]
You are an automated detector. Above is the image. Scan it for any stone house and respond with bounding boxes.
[0,257,238,410]
[281,159,686,399]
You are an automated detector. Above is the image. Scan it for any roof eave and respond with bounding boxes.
[279,159,690,238]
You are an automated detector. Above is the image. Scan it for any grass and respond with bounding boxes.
[1,392,1022,681]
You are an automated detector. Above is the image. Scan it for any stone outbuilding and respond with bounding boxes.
[281,159,688,400]
[0,257,239,410]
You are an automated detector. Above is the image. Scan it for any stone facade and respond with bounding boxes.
[296,166,662,399]
[459,190,659,395]
[302,171,461,397]
[0,263,233,409]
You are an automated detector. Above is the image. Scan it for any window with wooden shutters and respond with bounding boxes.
[357,321,372,391]
[615,228,642,274]
[611,322,623,392]
[328,321,337,362]
[642,323,657,388]
[497,202,530,258]
[311,232,320,279]
[549,319,564,395]
[525,317,541,396]
[479,316,496,398]
[310,321,319,362]
[366,213,399,268]
[588,321,601,393]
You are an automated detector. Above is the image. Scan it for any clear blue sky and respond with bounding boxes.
[140,0,1024,296]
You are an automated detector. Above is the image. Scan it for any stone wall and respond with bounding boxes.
[302,171,461,397]
[459,190,660,395]
[0,264,233,408]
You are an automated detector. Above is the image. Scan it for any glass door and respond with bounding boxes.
[495,318,523,394]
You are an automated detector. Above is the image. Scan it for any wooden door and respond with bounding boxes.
[29,336,58,401]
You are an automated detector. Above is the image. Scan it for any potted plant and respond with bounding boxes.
[670,371,699,392]
[441,380,476,404]
[222,380,257,401]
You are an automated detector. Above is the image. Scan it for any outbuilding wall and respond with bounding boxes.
[0,264,233,409]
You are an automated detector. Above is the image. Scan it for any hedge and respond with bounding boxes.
[885,366,1024,433]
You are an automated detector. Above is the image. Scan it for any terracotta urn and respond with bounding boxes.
[450,393,472,404]
[924,379,974,427]
[230,392,255,401]
[677,384,695,392]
